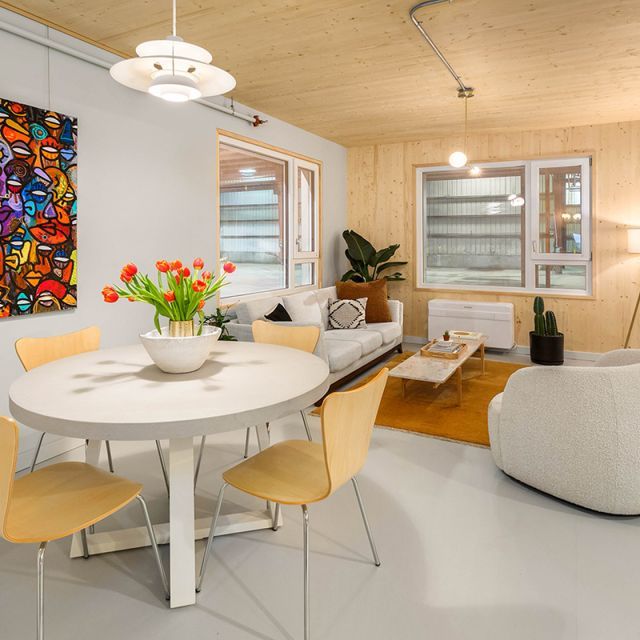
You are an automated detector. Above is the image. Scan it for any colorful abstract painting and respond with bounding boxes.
[0,99,77,318]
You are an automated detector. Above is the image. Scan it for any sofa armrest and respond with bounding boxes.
[226,320,254,342]
[595,349,640,367]
[388,299,404,327]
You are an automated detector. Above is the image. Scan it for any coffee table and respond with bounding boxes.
[389,336,487,405]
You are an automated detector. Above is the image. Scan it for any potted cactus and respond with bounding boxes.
[529,296,564,365]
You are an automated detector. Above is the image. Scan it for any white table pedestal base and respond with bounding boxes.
[73,430,281,608]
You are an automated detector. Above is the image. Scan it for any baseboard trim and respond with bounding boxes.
[513,345,599,362]
[17,436,84,472]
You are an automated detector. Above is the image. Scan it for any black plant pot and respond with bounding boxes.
[529,331,564,366]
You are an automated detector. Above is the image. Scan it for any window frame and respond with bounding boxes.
[415,157,592,297]
[217,131,322,304]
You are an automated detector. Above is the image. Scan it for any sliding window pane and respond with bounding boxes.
[535,264,587,292]
[422,167,525,288]
[538,165,584,255]
[296,166,316,254]
[219,143,287,298]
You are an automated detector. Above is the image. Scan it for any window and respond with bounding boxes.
[218,135,320,299]
[416,157,591,295]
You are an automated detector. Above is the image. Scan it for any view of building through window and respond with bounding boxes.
[219,137,320,299]
[417,157,591,295]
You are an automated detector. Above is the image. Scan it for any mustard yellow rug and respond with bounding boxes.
[314,352,526,447]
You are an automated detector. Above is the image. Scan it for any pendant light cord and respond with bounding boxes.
[172,0,177,37]
[463,95,468,155]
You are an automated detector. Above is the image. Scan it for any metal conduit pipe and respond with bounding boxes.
[409,0,473,97]
[0,18,266,127]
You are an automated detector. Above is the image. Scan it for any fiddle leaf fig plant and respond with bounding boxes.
[340,230,408,282]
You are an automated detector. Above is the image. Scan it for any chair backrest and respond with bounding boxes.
[0,417,18,541]
[15,326,101,371]
[252,320,320,354]
[320,368,389,495]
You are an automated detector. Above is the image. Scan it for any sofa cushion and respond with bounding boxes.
[264,302,292,322]
[236,296,284,325]
[314,286,337,329]
[366,322,402,344]
[336,279,392,323]
[325,328,382,355]
[283,290,322,324]
[325,339,362,372]
[328,298,367,330]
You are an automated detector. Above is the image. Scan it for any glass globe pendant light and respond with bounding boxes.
[110,0,236,103]
[448,88,474,168]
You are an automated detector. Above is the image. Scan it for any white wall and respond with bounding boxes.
[0,9,347,469]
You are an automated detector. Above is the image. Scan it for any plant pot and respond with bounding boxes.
[140,325,222,374]
[529,331,564,366]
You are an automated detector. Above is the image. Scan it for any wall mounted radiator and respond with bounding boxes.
[428,299,515,350]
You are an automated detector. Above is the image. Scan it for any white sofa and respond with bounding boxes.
[226,286,403,391]
[488,349,640,514]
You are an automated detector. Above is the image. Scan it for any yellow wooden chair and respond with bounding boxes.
[197,367,389,640]
[15,326,171,497]
[193,320,322,489]
[0,416,169,640]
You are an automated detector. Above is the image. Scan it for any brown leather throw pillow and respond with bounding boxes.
[335,279,392,323]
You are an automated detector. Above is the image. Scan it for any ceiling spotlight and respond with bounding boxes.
[510,196,525,207]
[110,0,236,103]
[469,165,481,176]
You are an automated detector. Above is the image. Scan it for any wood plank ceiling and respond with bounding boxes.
[2,0,640,146]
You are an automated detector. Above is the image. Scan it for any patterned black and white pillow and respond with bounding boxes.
[328,298,367,330]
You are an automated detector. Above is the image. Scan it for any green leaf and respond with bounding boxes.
[375,260,408,273]
[340,270,360,282]
[370,245,400,267]
[343,230,375,265]
[153,309,161,333]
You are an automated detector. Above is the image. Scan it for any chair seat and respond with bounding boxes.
[6,462,142,543]
[223,440,330,505]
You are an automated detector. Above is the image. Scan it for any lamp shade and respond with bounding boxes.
[628,228,640,254]
[110,35,236,102]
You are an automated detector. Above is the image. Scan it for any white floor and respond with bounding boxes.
[2,416,638,638]
[5,349,635,640]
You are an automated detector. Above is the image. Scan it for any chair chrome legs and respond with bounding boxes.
[351,477,381,567]
[302,504,310,640]
[300,411,312,441]
[30,432,46,472]
[193,435,207,490]
[243,427,251,458]
[80,529,90,559]
[135,495,170,600]
[155,440,170,498]
[36,542,47,640]
[197,482,228,593]
[272,503,281,531]
[105,441,114,473]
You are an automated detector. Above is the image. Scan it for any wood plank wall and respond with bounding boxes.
[347,121,640,353]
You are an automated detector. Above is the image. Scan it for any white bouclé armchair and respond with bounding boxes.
[488,350,640,514]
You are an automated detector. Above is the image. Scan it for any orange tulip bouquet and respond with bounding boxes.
[102,258,236,336]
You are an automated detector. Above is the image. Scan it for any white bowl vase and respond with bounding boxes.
[140,325,222,374]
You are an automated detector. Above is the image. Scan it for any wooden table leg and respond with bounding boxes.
[456,367,463,406]
[480,343,486,375]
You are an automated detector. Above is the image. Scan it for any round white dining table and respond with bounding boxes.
[9,340,330,607]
